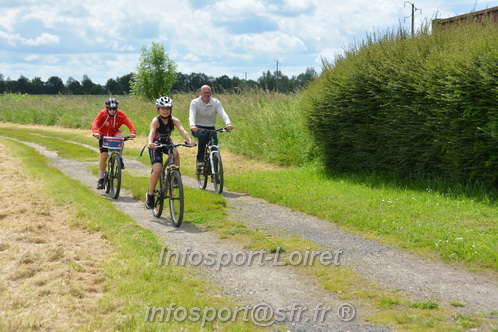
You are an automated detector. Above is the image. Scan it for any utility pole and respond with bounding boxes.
[404,2,421,37]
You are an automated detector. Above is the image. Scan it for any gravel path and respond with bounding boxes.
[6,136,498,331]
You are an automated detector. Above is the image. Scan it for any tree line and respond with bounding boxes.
[0,68,318,95]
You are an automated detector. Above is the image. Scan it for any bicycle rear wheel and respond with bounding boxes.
[212,152,224,194]
[109,153,121,199]
[153,171,165,218]
[196,160,209,190]
[169,169,184,227]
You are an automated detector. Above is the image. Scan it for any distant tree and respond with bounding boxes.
[46,76,64,94]
[258,70,276,91]
[82,75,105,94]
[295,67,318,88]
[187,72,212,92]
[118,73,133,94]
[0,74,6,93]
[10,75,30,93]
[213,75,234,92]
[106,78,120,94]
[172,72,189,93]
[130,42,177,100]
[65,77,83,94]
[4,77,13,92]
[31,77,45,94]
[275,71,291,93]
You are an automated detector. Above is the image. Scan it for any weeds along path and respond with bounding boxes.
[5,135,498,330]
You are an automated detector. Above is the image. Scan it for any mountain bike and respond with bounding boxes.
[196,128,229,194]
[102,136,131,199]
[149,142,193,227]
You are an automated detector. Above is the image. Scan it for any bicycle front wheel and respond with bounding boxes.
[168,169,184,227]
[110,154,121,199]
[153,171,165,218]
[104,169,111,194]
[197,160,208,190]
[212,152,224,194]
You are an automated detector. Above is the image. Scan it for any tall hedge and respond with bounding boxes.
[303,23,498,188]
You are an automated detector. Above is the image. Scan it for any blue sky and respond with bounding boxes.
[1,0,497,84]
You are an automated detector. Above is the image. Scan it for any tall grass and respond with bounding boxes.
[0,91,315,166]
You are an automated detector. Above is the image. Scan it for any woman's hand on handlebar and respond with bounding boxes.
[148,142,157,150]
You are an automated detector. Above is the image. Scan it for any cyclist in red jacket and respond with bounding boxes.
[92,97,136,189]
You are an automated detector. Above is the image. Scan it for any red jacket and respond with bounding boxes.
[92,109,136,136]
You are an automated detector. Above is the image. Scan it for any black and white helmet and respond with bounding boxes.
[156,96,173,108]
[105,97,119,108]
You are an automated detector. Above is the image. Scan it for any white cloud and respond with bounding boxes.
[210,0,266,19]
[232,32,307,53]
[0,31,23,46]
[24,32,60,46]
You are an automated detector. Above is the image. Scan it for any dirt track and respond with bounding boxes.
[5,136,498,331]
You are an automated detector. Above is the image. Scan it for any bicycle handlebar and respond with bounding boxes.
[153,142,195,149]
[95,135,133,141]
[196,127,231,133]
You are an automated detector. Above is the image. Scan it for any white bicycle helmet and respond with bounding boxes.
[156,96,173,108]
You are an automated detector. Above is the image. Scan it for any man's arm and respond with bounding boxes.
[189,99,198,130]
[215,100,231,127]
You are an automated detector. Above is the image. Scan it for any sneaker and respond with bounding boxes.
[97,178,105,190]
[195,162,203,175]
[120,157,125,169]
[145,193,154,210]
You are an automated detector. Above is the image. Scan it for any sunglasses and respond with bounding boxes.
[108,107,117,111]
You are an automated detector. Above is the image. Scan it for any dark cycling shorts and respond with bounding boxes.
[149,140,173,165]
[98,130,122,153]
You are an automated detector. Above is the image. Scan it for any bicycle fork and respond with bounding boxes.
[207,145,220,174]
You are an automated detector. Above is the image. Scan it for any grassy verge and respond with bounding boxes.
[226,164,498,271]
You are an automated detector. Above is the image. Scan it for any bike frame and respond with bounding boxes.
[102,135,130,199]
[206,139,220,175]
[196,127,228,194]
